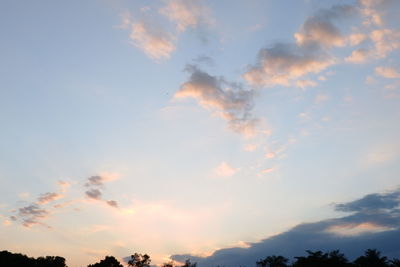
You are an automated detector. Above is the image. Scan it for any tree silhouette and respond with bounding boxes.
[162,261,175,267]
[128,253,151,267]
[354,249,388,267]
[181,259,197,267]
[292,250,350,267]
[390,258,400,267]
[257,255,289,267]
[87,256,123,267]
[36,256,67,267]
[0,250,66,267]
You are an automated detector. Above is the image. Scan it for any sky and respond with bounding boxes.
[0,0,400,266]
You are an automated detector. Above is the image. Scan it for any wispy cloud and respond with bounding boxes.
[36,192,63,205]
[159,0,213,32]
[121,0,214,61]
[123,14,176,60]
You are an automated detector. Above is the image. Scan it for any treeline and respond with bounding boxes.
[255,249,400,267]
[1,249,399,267]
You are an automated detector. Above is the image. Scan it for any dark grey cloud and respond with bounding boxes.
[175,64,257,136]
[85,189,102,200]
[18,204,48,218]
[171,189,400,266]
[106,200,119,208]
[17,204,49,228]
[335,191,400,213]
[85,175,104,187]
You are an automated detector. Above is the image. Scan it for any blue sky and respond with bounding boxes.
[0,0,400,266]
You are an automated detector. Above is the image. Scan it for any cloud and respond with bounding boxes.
[121,13,176,60]
[294,5,353,48]
[335,191,400,213]
[175,65,257,136]
[85,175,104,187]
[18,204,49,227]
[326,222,394,236]
[375,66,400,79]
[84,174,120,207]
[214,162,238,177]
[130,21,176,60]
[18,205,48,217]
[85,189,102,200]
[36,192,63,205]
[121,0,214,61]
[370,29,400,59]
[244,5,355,88]
[171,188,400,266]
[159,0,213,32]
[85,174,119,187]
[106,200,119,208]
[345,48,371,63]
[348,33,368,46]
[244,43,335,87]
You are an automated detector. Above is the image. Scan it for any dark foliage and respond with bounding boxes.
[257,255,289,267]
[87,255,124,267]
[128,253,151,267]
[0,250,66,267]
[1,248,399,267]
[354,249,388,267]
[292,250,350,267]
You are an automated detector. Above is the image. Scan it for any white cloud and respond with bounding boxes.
[345,48,370,63]
[214,162,238,177]
[370,29,400,59]
[375,66,400,79]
